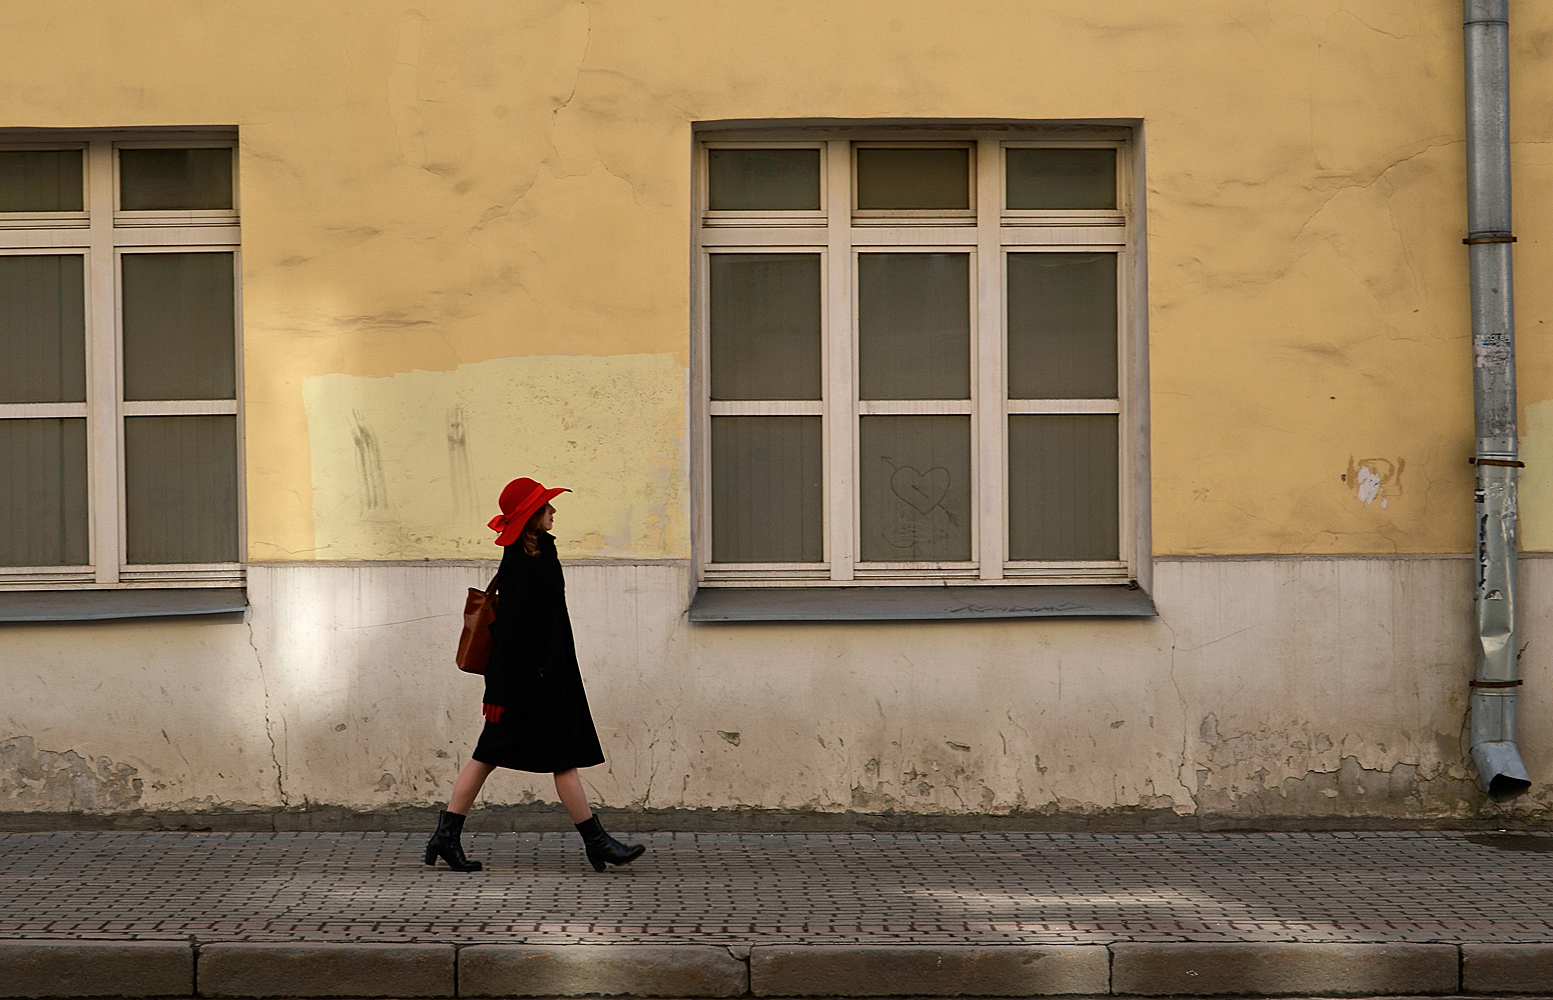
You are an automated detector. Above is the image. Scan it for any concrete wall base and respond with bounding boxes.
[6,804,1553,834]
[6,557,1553,823]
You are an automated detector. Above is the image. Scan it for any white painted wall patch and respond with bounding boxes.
[1346,457,1405,510]
[1357,466,1382,505]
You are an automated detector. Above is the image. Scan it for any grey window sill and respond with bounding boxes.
[0,588,247,623]
[688,584,1156,622]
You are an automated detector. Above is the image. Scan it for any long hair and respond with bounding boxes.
[518,506,549,557]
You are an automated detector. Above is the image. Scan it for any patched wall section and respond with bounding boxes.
[302,354,686,559]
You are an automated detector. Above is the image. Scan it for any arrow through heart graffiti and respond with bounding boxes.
[890,465,951,513]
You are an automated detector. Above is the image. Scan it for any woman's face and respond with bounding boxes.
[537,503,555,532]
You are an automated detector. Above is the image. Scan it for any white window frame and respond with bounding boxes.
[693,125,1143,589]
[0,130,244,591]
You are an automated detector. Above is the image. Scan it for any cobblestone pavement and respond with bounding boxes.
[2,830,1552,946]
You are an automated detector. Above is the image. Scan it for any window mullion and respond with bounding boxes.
[85,141,120,584]
[824,139,854,581]
[975,139,1005,580]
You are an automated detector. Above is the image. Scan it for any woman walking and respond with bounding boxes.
[425,477,646,873]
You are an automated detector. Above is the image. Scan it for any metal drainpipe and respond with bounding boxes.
[1464,0,1532,801]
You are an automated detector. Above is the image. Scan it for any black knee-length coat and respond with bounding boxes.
[471,532,605,773]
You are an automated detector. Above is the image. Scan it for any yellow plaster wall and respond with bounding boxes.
[3,1,1553,557]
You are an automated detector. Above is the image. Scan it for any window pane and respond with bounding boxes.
[710,416,823,563]
[0,255,85,403]
[859,415,971,562]
[855,148,969,210]
[119,148,233,211]
[858,253,970,400]
[708,149,820,211]
[1007,253,1117,399]
[1008,414,1118,561]
[1006,148,1117,210]
[0,150,84,212]
[125,415,239,564]
[710,253,821,401]
[122,252,237,401]
[0,418,88,566]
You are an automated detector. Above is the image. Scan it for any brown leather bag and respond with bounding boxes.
[456,574,499,674]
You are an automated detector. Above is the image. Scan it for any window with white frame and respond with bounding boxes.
[694,127,1137,587]
[0,132,242,590]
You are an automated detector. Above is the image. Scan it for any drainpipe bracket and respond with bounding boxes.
[1463,234,1517,244]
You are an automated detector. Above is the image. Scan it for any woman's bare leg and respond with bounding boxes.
[553,768,593,823]
[447,759,497,815]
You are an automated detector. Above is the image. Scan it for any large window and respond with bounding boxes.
[695,128,1139,587]
[0,132,242,590]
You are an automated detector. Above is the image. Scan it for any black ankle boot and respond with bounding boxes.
[575,815,645,872]
[424,809,483,871]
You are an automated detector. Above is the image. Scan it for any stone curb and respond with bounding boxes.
[459,944,748,997]
[748,944,1109,996]
[14,939,1553,996]
[1111,942,1460,997]
[197,942,455,998]
[0,940,193,998]
[1462,943,1553,994]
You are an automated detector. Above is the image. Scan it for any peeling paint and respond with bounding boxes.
[0,738,143,811]
[1194,714,1481,818]
[1195,753,1481,818]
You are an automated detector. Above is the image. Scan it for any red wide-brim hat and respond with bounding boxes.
[488,477,569,546]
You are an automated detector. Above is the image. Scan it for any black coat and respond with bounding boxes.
[471,533,605,773]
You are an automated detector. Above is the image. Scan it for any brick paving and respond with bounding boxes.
[0,829,1551,947]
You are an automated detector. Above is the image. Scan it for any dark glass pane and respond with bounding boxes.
[122,252,237,401]
[119,148,233,210]
[1007,253,1117,399]
[710,253,822,401]
[0,418,88,566]
[858,253,969,400]
[124,415,239,564]
[1008,414,1119,560]
[0,255,85,403]
[859,415,971,562]
[1006,148,1117,210]
[711,416,823,563]
[855,148,969,210]
[0,150,84,212]
[708,149,820,211]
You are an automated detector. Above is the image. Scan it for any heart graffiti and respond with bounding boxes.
[890,465,951,514]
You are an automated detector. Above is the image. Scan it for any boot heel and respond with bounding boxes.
[424,847,438,866]
[587,852,606,872]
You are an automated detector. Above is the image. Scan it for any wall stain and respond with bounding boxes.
[446,404,477,518]
[349,409,389,517]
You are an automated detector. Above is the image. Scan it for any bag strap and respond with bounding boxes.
[484,573,499,596]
